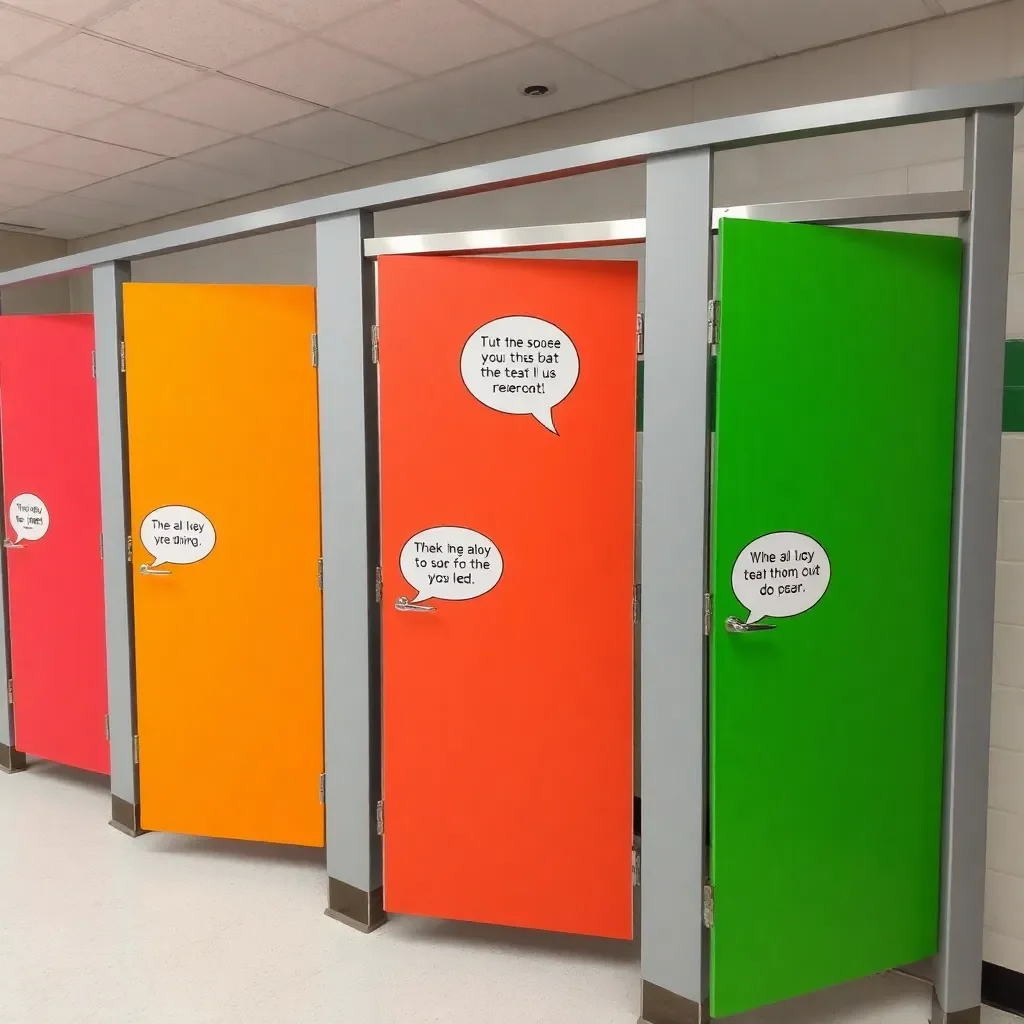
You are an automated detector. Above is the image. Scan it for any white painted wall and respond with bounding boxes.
[60,0,1024,975]
[0,231,68,314]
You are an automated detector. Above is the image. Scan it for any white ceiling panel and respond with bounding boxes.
[256,109,427,164]
[0,118,57,155]
[328,0,530,76]
[144,75,317,133]
[186,136,345,186]
[0,0,135,26]
[17,134,160,175]
[468,0,663,37]
[0,75,122,130]
[224,0,381,30]
[935,0,995,9]
[13,34,203,104]
[4,203,116,234]
[0,7,67,63]
[344,75,523,142]
[0,183,57,210]
[558,0,767,90]
[0,156,102,190]
[708,0,932,56]
[72,176,197,213]
[75,108,234,157]
[227,37,408,107]
[120,157,268,202]
[93,0,298,69]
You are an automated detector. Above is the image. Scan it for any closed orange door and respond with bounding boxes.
[379,256,637,937]
[124,284,324,846]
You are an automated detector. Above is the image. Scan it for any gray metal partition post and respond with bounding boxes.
[934,107,1016,1024]
[0,502,21,773]
[93,261,142,836]
[316,212,386,931]
[641,150,713,1024]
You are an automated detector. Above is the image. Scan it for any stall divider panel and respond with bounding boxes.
[124,284,324,846]
[378,255,637,938]
[709,219,963,1016]
[0,314,108,774]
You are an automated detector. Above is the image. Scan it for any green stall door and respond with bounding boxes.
[709,218,962,1017]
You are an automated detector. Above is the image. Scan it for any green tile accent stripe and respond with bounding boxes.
[1007,341,1024,432]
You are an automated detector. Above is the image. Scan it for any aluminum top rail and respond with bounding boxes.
[0,78,1021,289]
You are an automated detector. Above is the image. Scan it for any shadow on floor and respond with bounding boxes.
[24,758,110,793]
[139,831,328,868]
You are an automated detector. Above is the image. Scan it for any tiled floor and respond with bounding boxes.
[0,761,1020,1024]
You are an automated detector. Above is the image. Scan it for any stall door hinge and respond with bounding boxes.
[91,350,97,378]
[7,678,12,705]
[317,558,323,592]
[707,300,720,353]
[633,583,641,624]
[132,734,139,764]
[375,566,382,603]
[99,533,104,560]
[370,325,379,365]
[636,312,645,356]
[376,799,384,836]
[126,534,132,564]
[631,844,641,887]
[311,332,319,368]
[703,593,712,636]
[319,773,326,805]
[119,339,126,373]
[703,882,715,928]
[104,714,110,740]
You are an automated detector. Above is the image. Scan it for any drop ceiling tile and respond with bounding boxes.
[14,34,202,104]
[121,158,267,201]
[0,156,102,191]
[225,0,380,30]
[1,0,135,26]
[344,43,632,141]
[18,134,161,175]
[557,0,767,90]
[144,75,317,133]
[936,0,995,9]
[343,75,524,143]
[0,118,57,155]
[326,0,530,76]
[470,0,662,36]
[93,0,298,69]
[187,136,345,186]
[256,109,426,164]
[709,0,931,56]
[228,37,408,107]
[0,183,56,209]
[72,176,197,213]
[0,75,122,130]
[0,7,67,62]
[75,108,234,157]
[4,204,116,236]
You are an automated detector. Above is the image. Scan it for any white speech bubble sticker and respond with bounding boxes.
[731,532,831,625]
[400,526,503,604]
[460,316,580,433]
[141,505,216,568]
[9,493,49,543]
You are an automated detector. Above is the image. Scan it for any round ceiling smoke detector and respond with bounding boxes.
[520,83,555,97]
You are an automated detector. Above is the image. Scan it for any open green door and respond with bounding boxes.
[709,218,962,1017]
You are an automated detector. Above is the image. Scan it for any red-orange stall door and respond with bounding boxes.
[379,256,637,938]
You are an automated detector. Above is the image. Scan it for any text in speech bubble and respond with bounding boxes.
[9,493,49,543]
[461,316,579,433]
[141,505,216,568]
[731,532,830,625]
[400,526,503,604]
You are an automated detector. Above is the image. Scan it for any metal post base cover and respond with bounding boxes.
[640,980,707,1024]
[0,742,26,773]
[325,877,386,934]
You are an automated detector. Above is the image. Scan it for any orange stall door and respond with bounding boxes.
[123,284,324,847]
[379,256,637,938]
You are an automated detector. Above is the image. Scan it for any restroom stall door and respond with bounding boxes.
[378,256,637,938]
[708,219,962,1017]
[124,284,324,846]
[0,314,108,774]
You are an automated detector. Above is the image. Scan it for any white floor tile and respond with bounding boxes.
[0,761,1020,1023]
